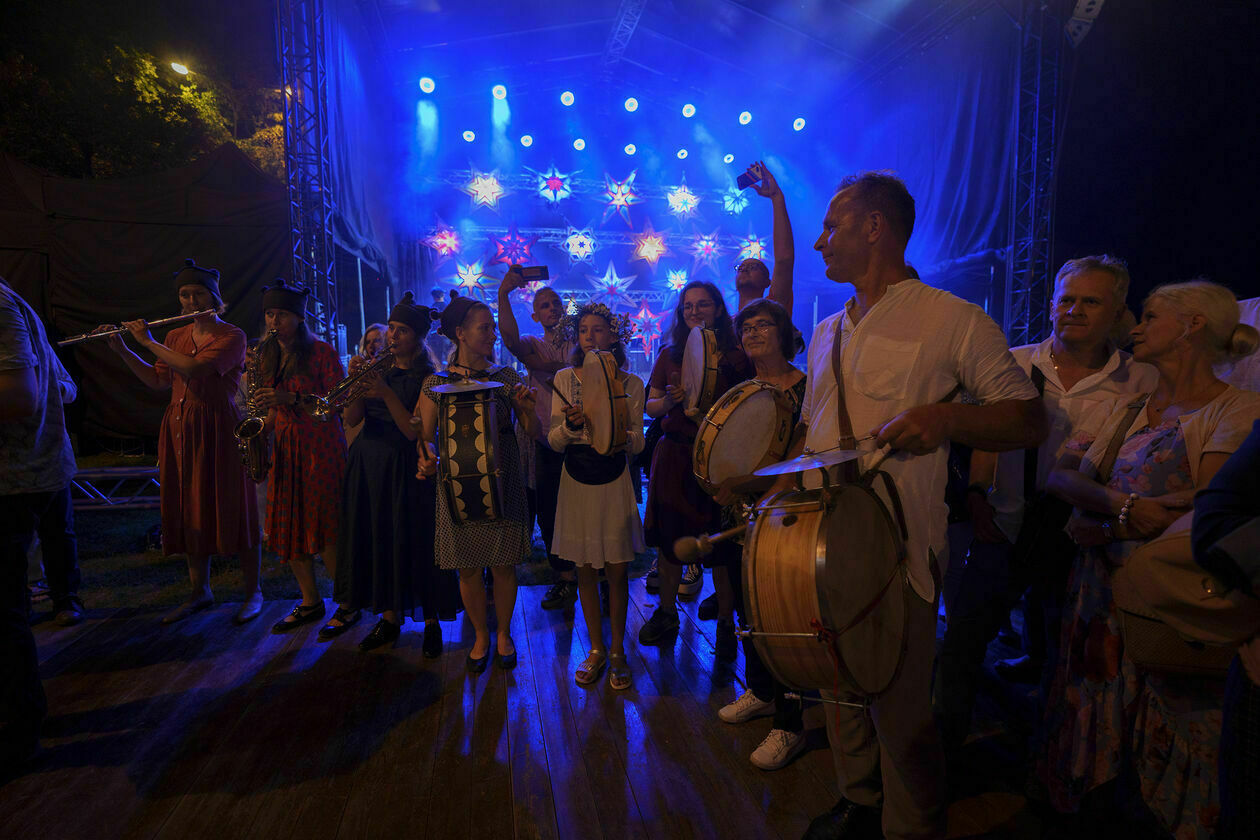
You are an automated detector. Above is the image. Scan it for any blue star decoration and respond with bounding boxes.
[586,261,637,309]
[666,268,689,291]
[722,186,748,215]
[489,222,540,266]
[445,259,492,299]
[688,228,726,275]
[528,164,576,205]
[737,232,768,261]
[601,170,643,228]
[558,225,599,266]
[461,169,507,211]
[666,175,701,220]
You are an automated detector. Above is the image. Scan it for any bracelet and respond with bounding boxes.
[1118,492,1139,524]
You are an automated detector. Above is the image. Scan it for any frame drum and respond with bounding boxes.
[692,380,794,495]
[681,325,720,418]
[581,349,630,456]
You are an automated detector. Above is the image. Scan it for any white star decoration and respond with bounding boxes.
[586,262,637,309]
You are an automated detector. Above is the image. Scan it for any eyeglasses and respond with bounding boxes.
[739,322,775,336]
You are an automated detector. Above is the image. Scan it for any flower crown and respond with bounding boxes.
[561,301,636,346]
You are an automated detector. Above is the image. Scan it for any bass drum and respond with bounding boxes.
[743,483,908,695]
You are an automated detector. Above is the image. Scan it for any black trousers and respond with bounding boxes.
[0,487,74,759]
[534,441,573,574]
[1220,657,1260,840]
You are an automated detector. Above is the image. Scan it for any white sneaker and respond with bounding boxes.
[750,728,806,770]
[718,688,775,724]
[678,564,703,597]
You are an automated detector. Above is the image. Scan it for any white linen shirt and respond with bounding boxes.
[800,279,1039,601]
[987,339,1158,542]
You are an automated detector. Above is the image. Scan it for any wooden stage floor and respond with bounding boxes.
[4,578,840,840]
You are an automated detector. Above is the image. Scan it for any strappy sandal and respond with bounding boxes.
[575,649,607,685]
[608,652,632,691]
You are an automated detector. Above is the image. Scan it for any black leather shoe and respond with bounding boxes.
[358,618,401,651]
[272,601,326,633]
[497,648,518,670]
[801,798,882,840]
[317,607,362,641]
[467,650,489,673]
[422,622,443,658]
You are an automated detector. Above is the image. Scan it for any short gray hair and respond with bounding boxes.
[1054,255,1131,307]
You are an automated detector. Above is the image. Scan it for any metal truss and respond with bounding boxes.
[277,0,338,341]
[72,467,161,511]
[1002,0,1069,346]
[601,0,648,80]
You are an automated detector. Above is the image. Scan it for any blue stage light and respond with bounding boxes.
[723,154,734,163]
[520,134,533,147]
[492,84,507,100]
[739,111,752,125]
[463,130,476,142]
[793,117,806,131]
[624,97,639,112]
[419,77,435,93]
[624,143,637,155]
[682,103,696,118]
[561,90,575,106]
[573,138,586,150]
[677,149,688,159]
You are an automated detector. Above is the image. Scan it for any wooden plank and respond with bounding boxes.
[31,604,128,664]
[501,598,560,840]
[520,589,647,840]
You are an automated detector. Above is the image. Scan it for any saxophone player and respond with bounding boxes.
[98,259,263,625]
[250,279,350,635]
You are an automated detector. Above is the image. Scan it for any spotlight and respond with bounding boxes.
[419,77,436,93]
[682,103,696,118]
[170,62,189,75]
[723,154,735,164]
[560,90,575,106]
[462,130,476,142]
[520,134,533,147]
[739,111,752,125]
[492,84,507,100]
[624,97,639,112]
[793,117,806,131]
[573,138,586,150]
[677,148,688,159]
[624,143,637,155]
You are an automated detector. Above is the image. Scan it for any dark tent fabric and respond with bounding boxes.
[0,143,289,438]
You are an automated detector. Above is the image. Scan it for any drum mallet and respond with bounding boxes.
[672,523,747,564]
[782,692,867,710]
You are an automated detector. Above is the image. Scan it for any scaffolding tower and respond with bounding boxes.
[277,0,338,341]
[1003,0,1070,346]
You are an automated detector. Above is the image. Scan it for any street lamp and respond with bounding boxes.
[170,62,189,75]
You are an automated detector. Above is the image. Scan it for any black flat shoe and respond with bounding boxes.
[358,618,401,651]
[272,601,326,633]
[497,650,517,670]
[422,622,443,658]
[466,650,489,673]
[317,607,362,641]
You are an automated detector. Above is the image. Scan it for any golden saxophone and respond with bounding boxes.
[300,342,396,420]
[234,330,276,482]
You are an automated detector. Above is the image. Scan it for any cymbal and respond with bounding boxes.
[753,448,863,477]
[430,379,505,395]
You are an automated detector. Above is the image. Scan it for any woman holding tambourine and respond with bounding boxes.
[413,292,538,673]
[547,302,646,690]
[641,280,750,646]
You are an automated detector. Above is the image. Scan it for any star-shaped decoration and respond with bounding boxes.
[601,170,643,227]
[445,259,492,299]
[511,280,548,304]
[631,219,671,271]
[666,177,701,220]
[558,225,599,265]
[666,269,689,291]
[421,221,462,266]
[632,302,663,357]
[586,261,637,309]
[461,169,506,210]
[488,222,540,266]
[528,164,576,205]
[722,186,748,215]
[737,233,768,261]
[688,228,726,275]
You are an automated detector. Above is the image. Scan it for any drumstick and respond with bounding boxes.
[544,377,574,409]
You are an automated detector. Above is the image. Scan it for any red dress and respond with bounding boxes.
[154,322,259,555]
[264,340,347,561]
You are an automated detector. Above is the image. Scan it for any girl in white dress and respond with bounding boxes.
[548,303,645,690]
